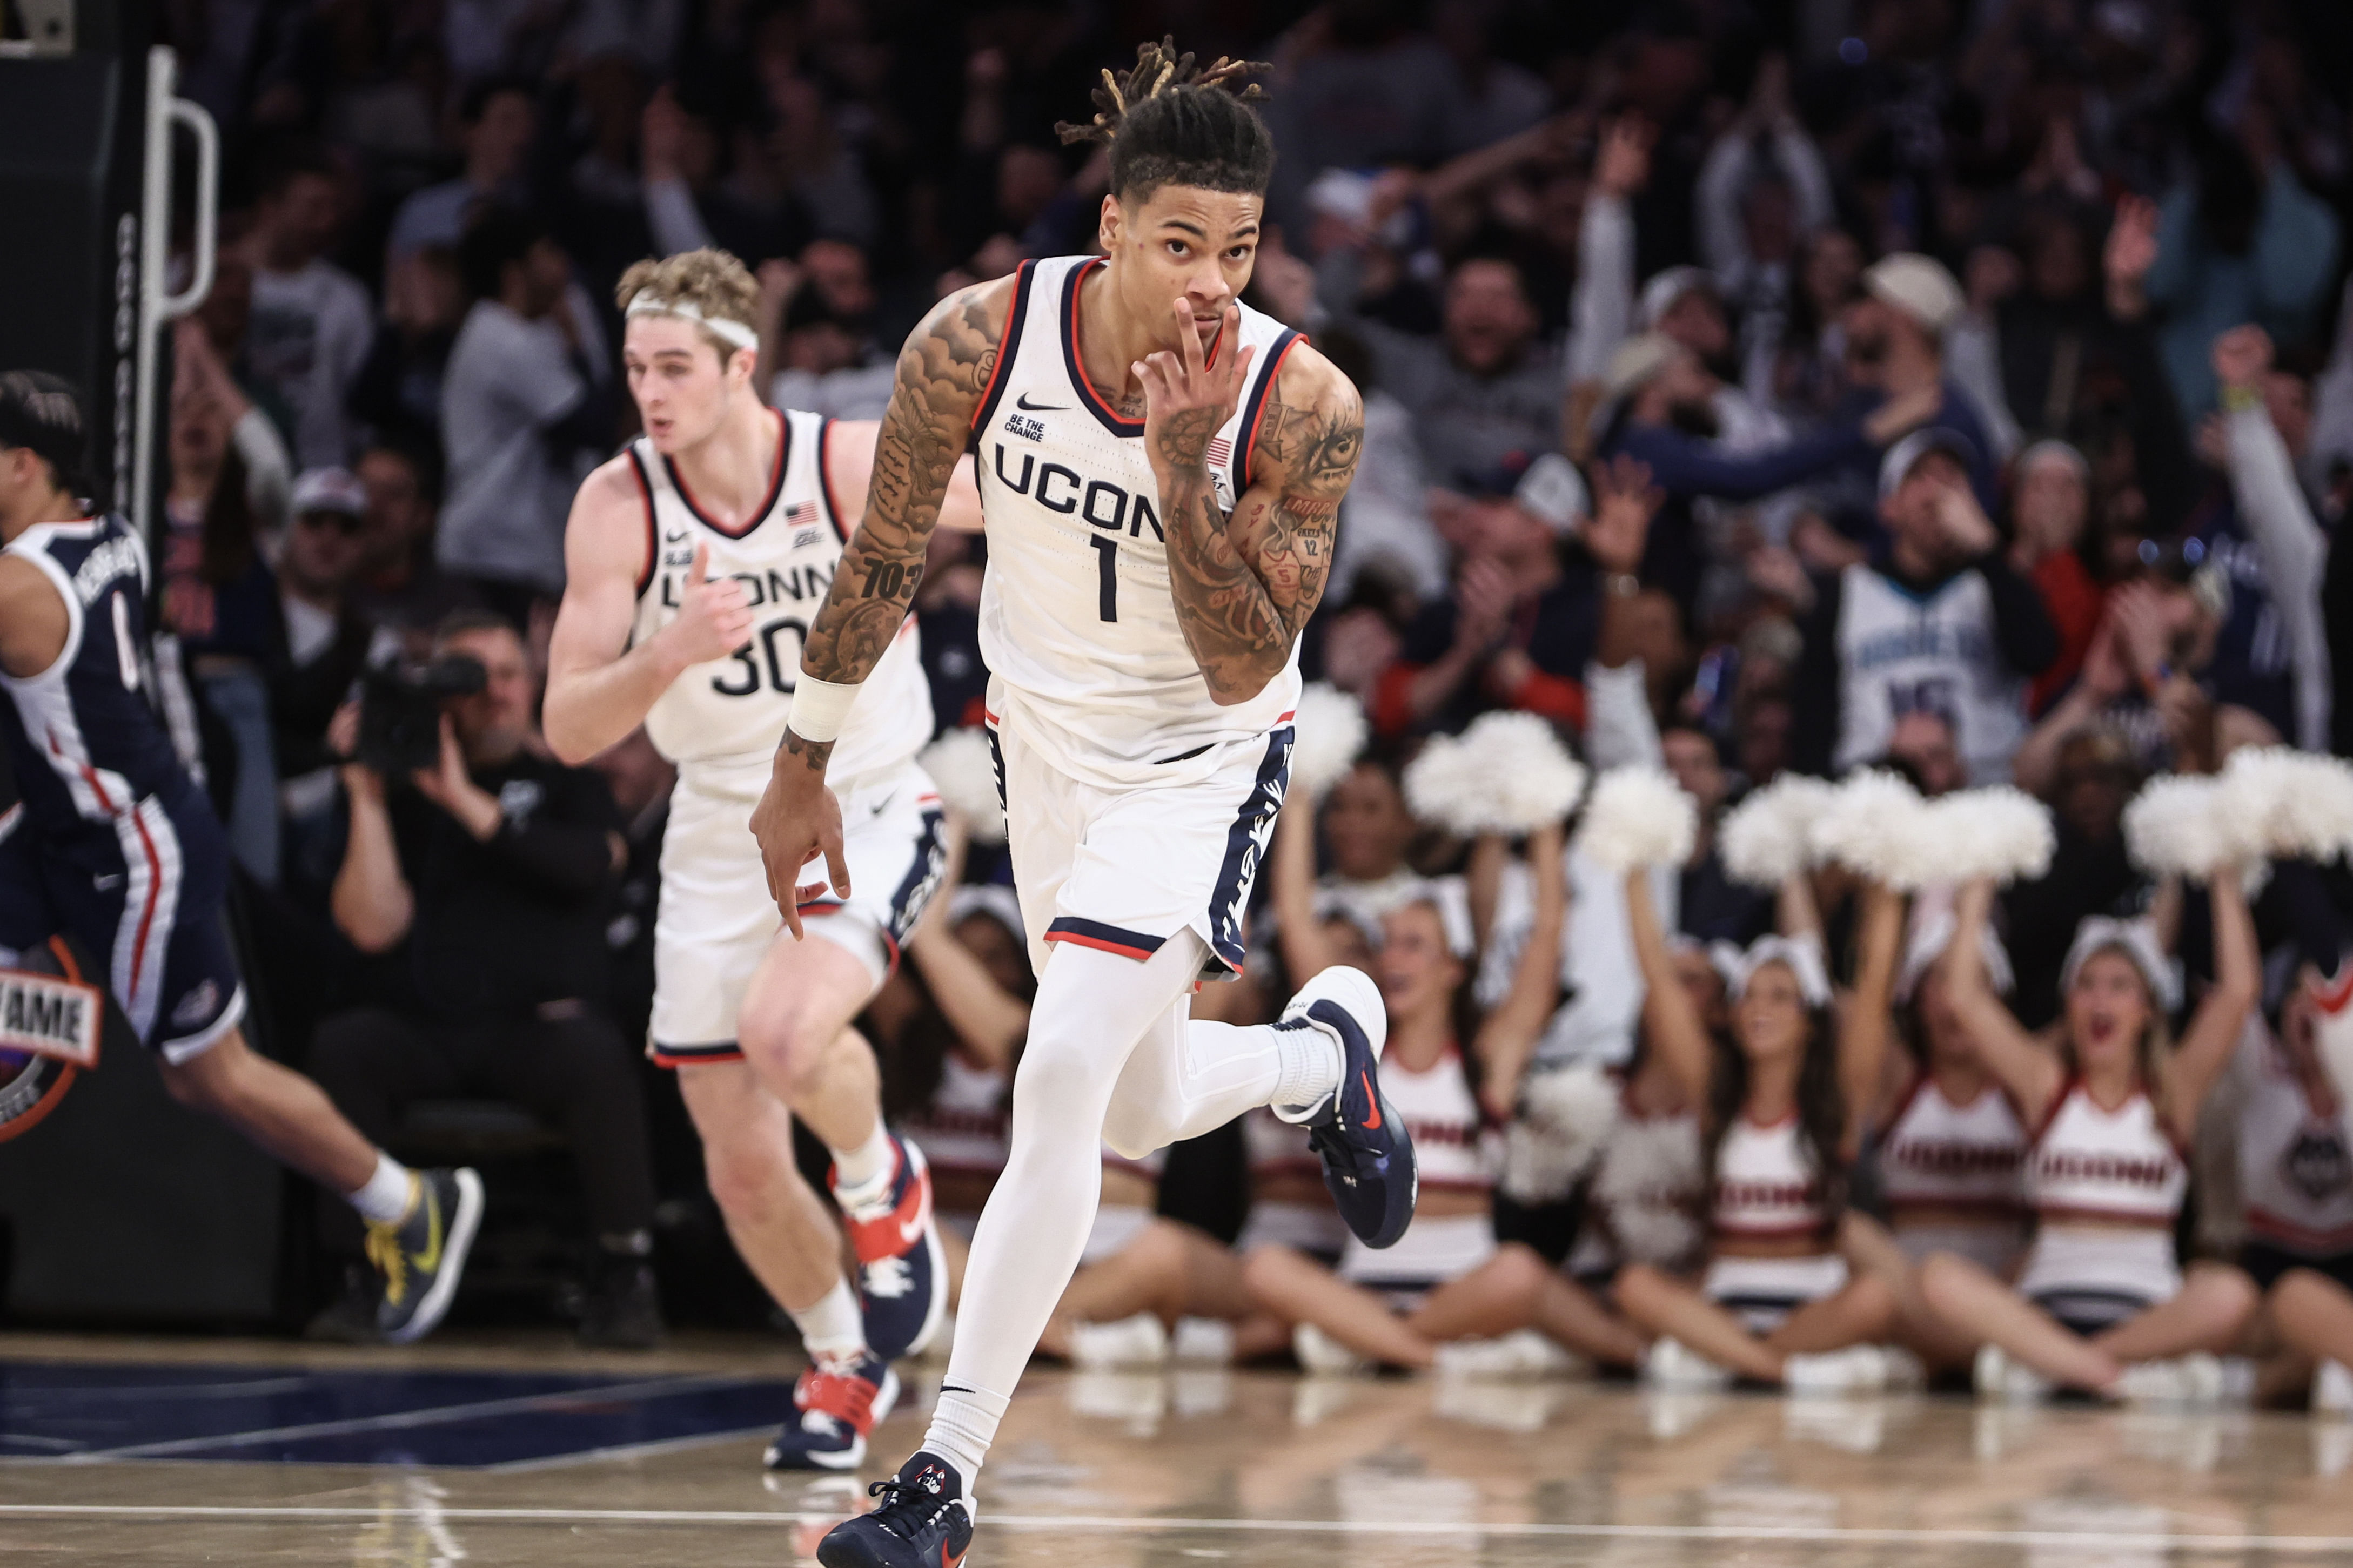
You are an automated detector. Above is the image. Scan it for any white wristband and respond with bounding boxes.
[787,674,862,744]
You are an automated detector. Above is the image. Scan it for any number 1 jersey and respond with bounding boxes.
[972,256,1305,790]
[628,407,931,790]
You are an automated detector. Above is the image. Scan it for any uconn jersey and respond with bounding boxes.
[0,515,245,1058]
[968,258,1309,978]
[1830,562,2028,783]
[973,256,1304,789]
[628,407,931,788]
[624,409,943,1062]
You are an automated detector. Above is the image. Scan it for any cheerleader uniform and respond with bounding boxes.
[2013,1079,2188,1334]
[2231,1029,2353,1291]
[1563,1088,1706,1287]
[899,1053,1010,1239]
[1236,1107,1351,1262]
[1878,1076,2029,1275]
[1701,1114,1849,1332]
[1335,1047,1498,1311]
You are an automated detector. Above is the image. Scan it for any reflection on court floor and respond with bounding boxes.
[4,1340,2353,1565]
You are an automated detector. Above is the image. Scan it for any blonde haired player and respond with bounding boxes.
[753,43,1418,1568]
[544,248,982,1470]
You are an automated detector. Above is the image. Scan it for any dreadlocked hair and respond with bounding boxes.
[1056,37,1276,202]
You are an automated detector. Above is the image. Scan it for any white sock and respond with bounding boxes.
[831,1122,896,1209]
[347,1154,414,1224]
[789,1278,867,1362]
[924,1381,1009,1485]
[1272,1020,1342,1117]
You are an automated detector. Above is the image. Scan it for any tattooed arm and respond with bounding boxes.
[1139,301,1364,703]
[749,275,1012,927]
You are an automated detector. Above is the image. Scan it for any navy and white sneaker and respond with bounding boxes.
[816,1450,975,1568]
[832,1133,949,1362]
[765,1352,900,1471]
[1275,966,1417,1249]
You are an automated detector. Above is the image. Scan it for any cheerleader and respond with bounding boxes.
[1617,870,1905,1389]
[1918,877,2260,1400]
[1243,829,1650,1373]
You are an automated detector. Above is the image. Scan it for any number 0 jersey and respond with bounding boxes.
[628,407,931,790]
[972,256,1306,789]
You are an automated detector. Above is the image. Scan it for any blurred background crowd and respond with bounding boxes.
[90,0,2353,1374]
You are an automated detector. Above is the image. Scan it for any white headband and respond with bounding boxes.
[625,291,759,353]
[2060,916,2182,1015]
[1896,897,2014,1002]
[1712,932,1833,1010]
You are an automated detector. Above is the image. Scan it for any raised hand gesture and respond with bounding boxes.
[1136,300,1257,477]
[660,544,755,669]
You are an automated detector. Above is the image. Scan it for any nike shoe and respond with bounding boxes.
[1276,967,1417,1250]
[833,1134,949,1362]
[815,1450,974,1568]
[1640,1336,1732,1390]
[365,1167,483,1345]
[766,1352,900,1471]
[1973,1343,2052,1403]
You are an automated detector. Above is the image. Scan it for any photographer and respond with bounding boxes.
[311,609,661,1347]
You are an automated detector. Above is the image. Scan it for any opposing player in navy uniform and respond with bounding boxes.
[745,44,1415,1567]
[545,250,986,1470]
[0,371,480,1342]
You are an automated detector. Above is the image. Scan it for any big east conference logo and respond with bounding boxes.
[0,937,103,1142]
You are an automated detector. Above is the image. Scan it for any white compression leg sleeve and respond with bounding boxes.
[1099,941,1317,1156]
[926,932,1207,1470]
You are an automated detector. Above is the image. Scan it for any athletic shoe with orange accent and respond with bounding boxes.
[815,1450,973,1568]
[832,1133,949,1361]
[765,1352,900,1471]
[1281,966,1417,1250]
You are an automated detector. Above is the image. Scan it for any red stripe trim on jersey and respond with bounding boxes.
[969,260,1036,439]
[2315,964,2353,1014]
[625,447,658,595]
[122,801,164,997]
[650,1041,747,1069]
[1237,328,1305,495]
[1044,917,1164,961]
[1062,259,1144,438]
[664,407,788,539]
[816,418,852,542]
[2031,1204,2177,1228]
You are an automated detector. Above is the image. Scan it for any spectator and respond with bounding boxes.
[757,245,894,421]
[273,468,393,785]
[2146,129,2340,419]
[1333,252,1561,492]
[242,145,374,469]
[640,85,812,271]
[160,327,287,886]
[349,442,474,653]
[1845,253,2003,513]
[437,210,606,617]
[385,79,539,267]
[2008,440,2106,714]
[1693,56,1833,396]
[312,611,659,1347]
[349,244,466,455]
[1792,429,2059,783]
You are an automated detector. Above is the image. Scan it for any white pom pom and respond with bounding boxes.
[1289,682,1368,802]
[1500,1062,1620,1203]
[1718,774,1839,888]
[2123,774,2230,880]
[1918,787,2056,887]
[1809,770,1930,887]
[1572,765,1698,873]
[919,728,1006,846]
[1403,714,1586,836]
[2216,746,2353,864]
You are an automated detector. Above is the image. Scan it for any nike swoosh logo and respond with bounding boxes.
[664,530,688,542]
[1015,394,1067,412]
[1359,1073,1381,1130]
[413,1188,445,1274]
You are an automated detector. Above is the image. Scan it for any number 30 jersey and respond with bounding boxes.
[973,256,1305,790]
[628,407,931,791]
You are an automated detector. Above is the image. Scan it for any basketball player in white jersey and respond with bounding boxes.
[749,44,1416,1568]
[543,250,984,1471]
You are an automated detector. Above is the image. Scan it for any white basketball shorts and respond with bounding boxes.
[648,758,945,1067]
[988,704,1292,982]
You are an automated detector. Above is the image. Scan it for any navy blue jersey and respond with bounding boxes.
[0,514,190,830]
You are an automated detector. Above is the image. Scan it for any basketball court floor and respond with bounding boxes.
[4,1331,2352,1565]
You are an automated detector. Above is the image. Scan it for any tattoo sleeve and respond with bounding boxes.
[1159,375,1363,703]
[785,288,998,768]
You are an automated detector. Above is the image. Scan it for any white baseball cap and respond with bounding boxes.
[1601,332,1684,404]
[1863,252,1965,337]
[1513,453,1590,535]
[291,466,367,517]
[1639,266,1718,329]
[1877,426,1982,501]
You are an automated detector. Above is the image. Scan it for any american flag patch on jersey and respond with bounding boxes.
[1206,436,1232,468]
[784,501,819,525]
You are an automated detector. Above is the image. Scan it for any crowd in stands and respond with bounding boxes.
[112,0,2353,1408]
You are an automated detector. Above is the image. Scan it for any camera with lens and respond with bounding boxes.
[357,655,487,774]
